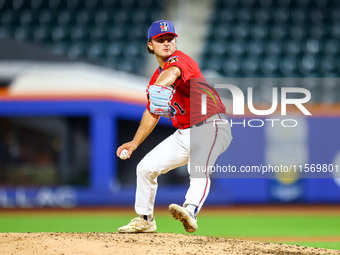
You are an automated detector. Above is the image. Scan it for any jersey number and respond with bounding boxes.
[173,102,186,115]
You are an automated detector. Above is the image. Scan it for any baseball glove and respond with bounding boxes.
[147,84,176,118]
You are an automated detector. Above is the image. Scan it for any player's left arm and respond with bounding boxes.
[155,66,181,86]
[147,66,181,118]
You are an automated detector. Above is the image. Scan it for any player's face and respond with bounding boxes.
[149,34,176,59]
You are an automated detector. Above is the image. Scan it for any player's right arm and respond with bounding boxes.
[116,109,160,158]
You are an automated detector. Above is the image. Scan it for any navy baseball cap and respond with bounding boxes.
[148,20,178,40]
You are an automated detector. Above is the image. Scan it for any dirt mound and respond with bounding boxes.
[0,232,338,255]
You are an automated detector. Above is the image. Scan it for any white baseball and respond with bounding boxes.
[119,149,129,160]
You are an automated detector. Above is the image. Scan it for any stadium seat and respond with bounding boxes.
[51,26,69,42]
[265,40,283,56]
[49,0,66,11]
[102,0,119,9]
[277,0,292,8]
[0,0,164,75]
[113,10,129,25]
[13,26,32,41]
[269,25,288,40]
[119,59,134,73]
[331,8,340,22]
[320,78,338,102]
[39,10,55,25]
[236,8,253,23]
[232,24,250,40]
[324,39,339,55]
[51,41,69,56]
[279,56,297,76]
[12,0,30,11]
[212,26,231,41]
[254,9,270,24]
[127,23,147,41]
[132,9,148,24]
[261,56,279,76]
[210,40,228,56]
[272,9,289,23]
[76,10,93,25]
[136,0,153,8]
[229,41,246,56]
[290,26,306,40]
[285,40,302,56]
[309,25,327,39]
[258,0,272,8]
[67,42,87,59]
[1,10,15,26]
[32,25,50,43]
[123,42,142,59]
[203,0,339,89]
[246,40,264,56]
[299,55,318,75]
[87,41,106,60]
[90,26,107,41]
[319,56,337,74]
[70,25,88,42]
[0,0,9,10]
[30,0,49,10]
[206,56,224,73]
[57,9,74,26]
[106,42,124,58]
[295,0,311,8]
[306,39,322,55]
[66,0,81,10]
[108,26,125,41]
[330,23,340,38]
[0,26,13,39]
[240,0,255,8]
[20,10,37,26]
[222,57,241,76]
[85,0,100,10]
[95,9,110,26]
[216,9,235,24]
[291,9,307,25]
[250,25,267,40]
[241,57,260,76]
[216,0,238,8]
[309,9,324,25]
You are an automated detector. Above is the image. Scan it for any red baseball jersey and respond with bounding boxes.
[147,50,226,129]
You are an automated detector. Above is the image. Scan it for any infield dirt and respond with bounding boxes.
[1,232,339,255]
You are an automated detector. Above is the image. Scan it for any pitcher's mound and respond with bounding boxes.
[0,232,338,255]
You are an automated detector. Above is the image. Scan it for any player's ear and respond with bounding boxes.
[148,41,153,51]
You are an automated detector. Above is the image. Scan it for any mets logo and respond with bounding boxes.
[160,22,170,31]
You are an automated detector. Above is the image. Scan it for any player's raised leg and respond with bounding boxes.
[170,121,232,233]
[169,203,198,233]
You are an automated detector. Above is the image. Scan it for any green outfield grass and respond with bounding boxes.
[0,213,339,251]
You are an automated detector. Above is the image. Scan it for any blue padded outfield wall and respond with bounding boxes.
[0,99,339,208]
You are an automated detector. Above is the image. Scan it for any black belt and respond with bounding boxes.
[192,120,206,128]
[191,113,228,128]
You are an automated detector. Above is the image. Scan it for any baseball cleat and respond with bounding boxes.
[118,216,157,233]
[169,204,198,233]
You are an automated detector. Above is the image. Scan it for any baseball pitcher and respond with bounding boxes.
[117,20,232,233]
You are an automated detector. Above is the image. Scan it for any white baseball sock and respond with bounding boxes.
[185,204,197,217]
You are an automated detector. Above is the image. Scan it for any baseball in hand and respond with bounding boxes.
[119,149,129,160]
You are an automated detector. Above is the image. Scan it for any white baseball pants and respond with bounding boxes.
[135,114,232,216]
